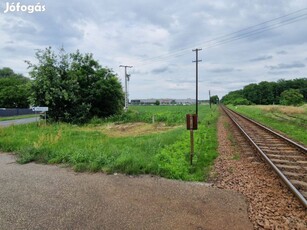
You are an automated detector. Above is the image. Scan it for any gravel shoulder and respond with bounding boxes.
[211,108,306,229]
[0,153,252,230]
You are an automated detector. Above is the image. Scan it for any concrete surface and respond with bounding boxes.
[0,153,253,230]
[0,117,38,127]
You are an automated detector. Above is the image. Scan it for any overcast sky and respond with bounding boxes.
[1,0,307,100]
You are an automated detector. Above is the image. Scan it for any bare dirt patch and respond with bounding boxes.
[211,108,306,229]
[81,122,178,137]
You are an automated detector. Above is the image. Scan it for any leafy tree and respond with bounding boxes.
[222,78,307,105]
[210,95,219,104]
[0,68,30,108]
[300,88,307,101]
[155,100,160,105]
[243,82,275,105]
[221,90,244,105]
[280,89,304,106]
[26,47,124,123]
[243,83,259,104]
[0,67,15,78]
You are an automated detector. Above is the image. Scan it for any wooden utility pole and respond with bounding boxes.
[209,90,211,108]
[190,115,194,165]
[192,48,202,116]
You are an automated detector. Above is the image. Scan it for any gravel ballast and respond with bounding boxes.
[212,109,306,229]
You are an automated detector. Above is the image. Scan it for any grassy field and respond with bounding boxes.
[227,104,307,145]
[0,105,219,181]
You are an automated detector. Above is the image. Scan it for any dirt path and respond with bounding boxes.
[211,108,306,229]
[0,153,252,230]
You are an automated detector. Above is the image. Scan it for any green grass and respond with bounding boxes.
[0,105,219,181]
[227,104,307,145]
[94,105,197,126]
[0,114,38,121]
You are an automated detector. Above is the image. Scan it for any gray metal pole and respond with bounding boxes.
[124,67,128,110]
[119,65,133,111]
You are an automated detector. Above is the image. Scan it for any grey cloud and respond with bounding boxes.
[266,62,305,70]
[249,55,272,62]
[168,86,191,91]
[276,50,287,55]
[131,69,149,75]
[210,81,222,84]
[2,15,83,49]
[2,46,15,52]
[2,17,38,35]
[166,79,197,83]
[208,67,240,73]
[209,77,256,84]
[152,67,171,74]
[267,71,289,75]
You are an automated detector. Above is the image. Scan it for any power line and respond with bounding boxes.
[187,8,307,51]
[132,8,307,66]
[202,13,307,50]
[147,10,307,63]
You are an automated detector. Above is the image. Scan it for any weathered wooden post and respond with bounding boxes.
[186,114,198,165]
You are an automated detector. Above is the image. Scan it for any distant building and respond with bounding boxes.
[130,98,197,105]
[175,98,196,105]
[131,99,156,105]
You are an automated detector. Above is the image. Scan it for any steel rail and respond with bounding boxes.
[226,107,307,153]
[222,105,307,208]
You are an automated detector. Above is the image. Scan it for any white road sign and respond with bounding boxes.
[32,107,49,112]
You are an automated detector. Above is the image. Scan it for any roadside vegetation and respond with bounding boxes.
[228,104,307,145]
[0,105,219,181]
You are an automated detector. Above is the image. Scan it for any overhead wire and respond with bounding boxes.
[132,8,307,66]
[203,14,307,49]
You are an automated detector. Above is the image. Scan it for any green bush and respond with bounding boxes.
[280,89,304,106]
[233,97,251,105]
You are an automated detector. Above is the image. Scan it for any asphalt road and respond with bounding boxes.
[0,117,38,127]
[0,153,253,230]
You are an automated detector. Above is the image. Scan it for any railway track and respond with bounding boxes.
[222,105,307,208]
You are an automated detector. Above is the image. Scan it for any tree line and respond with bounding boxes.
[0,47,124,123]
[221,78,307,106]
